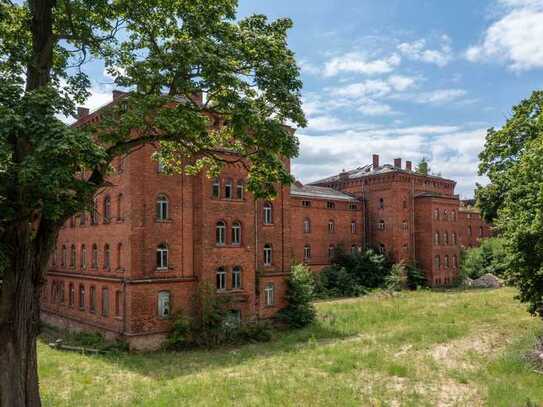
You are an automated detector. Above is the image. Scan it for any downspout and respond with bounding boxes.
[254,198,259,318]
[411,177,416,263]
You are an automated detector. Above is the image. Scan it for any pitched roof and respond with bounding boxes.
[290,183,358,201]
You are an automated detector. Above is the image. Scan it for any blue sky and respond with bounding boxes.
[83,0,543,197]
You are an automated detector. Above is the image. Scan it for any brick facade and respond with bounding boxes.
[41,93,491,349]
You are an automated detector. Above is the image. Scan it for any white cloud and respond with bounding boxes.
[398,37,453,67]
[357,100,393,116]
[466,0,543,71]
[323,52,401,77]
[394,89,467,104]
[331,75,417,99]
[298,60,321,75]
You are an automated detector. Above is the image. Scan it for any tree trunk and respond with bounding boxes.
[0,223,56,407]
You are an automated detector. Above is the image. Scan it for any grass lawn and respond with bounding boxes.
[39,288,543,406]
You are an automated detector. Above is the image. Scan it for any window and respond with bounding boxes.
[468,225,472,236]
[304,244,311,260]
[232,266,242,289]
[434,208,439,220]
[328,244,335,258]
[443,209,448,220]
[302,200,311,208]
[444,231,449,245]
[61,245,67,267]
[102,288,109,317]
[452,232,457,245]
[52,248,57,266]
[91,244,98,268]
[212,178,220,198]
[70,244,76,268]
[236,180,244,199]
[59,282,65,304]
[117,194,123,221]
[402,220,408,230]
[103,195,111,224]
[264,283,275,306]
[115,290,122,317]
[69,283,75,307]
[156,244,168,270]
[453,255,458,268]
[326,201,335,209]
[328,220,335,233]
[379,198,384,209]
[216,221,226,245]
[80,244,87,270]
[444,255,450,269]
[117,243,122,270]
[434,232,440,245]
[216,267,226,290]
[303,218,311,234]
[379,244,386,254]
[80,213,86,226]
[224,178,233,199]
[452,210,457,222]
[79,285,85,310]
[351,245,357,255]
[156,194,169,220]
[90,286,96,313]
[91,199,98,225]
[351,221,357,234]
[349,203,358,210]
[434,255,440,271]
[104,244,110,270]
[263,202,273,225]
[231,222,241,245]
[378,220,385,231]
[158,291,171,319]
[263,244,272,266]
[403,200,407,209]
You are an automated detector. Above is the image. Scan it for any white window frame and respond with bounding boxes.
[264,283,275,306]
[158,291,171,319]
[156,194,169,220]
[351,221,356,234]
[232,266,241,289]
[304,245,311,260]
[232,222,241,245]
[216,221,226,245]
[225,178,233,199]
[216,267,226,290]
[303,218,311,233]
[156,244,168,270]
[263,244,272,266]
[263,203,273,225]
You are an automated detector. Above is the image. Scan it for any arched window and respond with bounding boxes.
[80,213,86,226]
[216,221,226,245]
[444,255,450,269]
[263,202,273,225]
[103,195,111,224]
[443,209,448,220]
[117,193,123,221]
[216,267,226,290]
[304,244,311,260]
[232,222,241,245]
[115,290,122,317]
[79,285,85,309]
[61,245,67,267]
[452,232,457,245]
[156,194,169,220]
[91,244,98,268]
[328,244,335,258]
[468,225,472,236]
[303,218,311,234]
[453,255,458,268]
[156,244,168,270]
[434,208,439,220]
[328,220,335,233]
[102,288,109,317]
[379,243,386,254]
[379,198,384,209]
[212,177,220,198]
[158,291,171,319]
[264,283,275,306]
[351,221,357,234]
[378,220,385,230]
[263,244,272,266]
[70,244,76,268]
[104,244,110,270]
[80,244,87,270]
[403,199,407,209]
[224,178,233,199]
[402,220,408,230]
[236,180,244,199]
[91,199,98,225]
[69,283,75,306]
[117,243,122,269]
[232,266,242,289]
[434,255,440,270]
[434,232,440,245]
[90,286,96,312]
[444,231,449,245]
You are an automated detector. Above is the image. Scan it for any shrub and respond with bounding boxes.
[405,262,427,289]
[278,264,316,328]
[385,262,426,291]
[460,237,508,280]
[385,263,404,291]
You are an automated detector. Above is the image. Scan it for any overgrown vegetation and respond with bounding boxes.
[40,324,128,353]
[278,264,316,328]
[460,237,509,280]
[385,262,427,291]
[315,246,393,298]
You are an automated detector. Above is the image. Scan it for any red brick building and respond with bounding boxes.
[41,94,490,349]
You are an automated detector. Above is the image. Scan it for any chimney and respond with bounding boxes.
[372,154,379,169]
[112,90,126,100]
[394,158,402,169]
[77,107,89,119]
[406,160,412,171]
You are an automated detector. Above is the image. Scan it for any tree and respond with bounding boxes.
[415,157,430,175]
[476,91,543,318]
[278,264,316,328]
[0,1,306,405]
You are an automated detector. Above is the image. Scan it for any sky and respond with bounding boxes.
[81,0,543,198]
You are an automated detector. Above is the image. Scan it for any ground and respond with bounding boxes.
[39,288,543,406]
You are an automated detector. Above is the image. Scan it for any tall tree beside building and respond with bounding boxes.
[0,1,305,405]
[476,90,543,318]
[415,157,430,175]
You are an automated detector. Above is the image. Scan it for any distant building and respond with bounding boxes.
[41,92,491,349]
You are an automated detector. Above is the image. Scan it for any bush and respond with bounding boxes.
[278,264,316,328]
[460,237,508,280]
[405,262,427,289]
[385,263,404,291]
[385,262,426,291]
[315,246,392,298]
